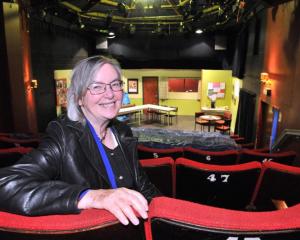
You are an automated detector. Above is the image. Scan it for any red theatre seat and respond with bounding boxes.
[239,149,296,165]
[137,145,183,160]
[0,136,40,148]
[251,161,300,211]
[145,196,300,240]
[140,157,175,197]
[0,209,144,240]
[183,147,239,165]
[0,147,32,168]
[175,158,262,210]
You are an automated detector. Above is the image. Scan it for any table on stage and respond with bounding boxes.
[118,104,176,125]
[197,114,222,132]
[201,107,228,115]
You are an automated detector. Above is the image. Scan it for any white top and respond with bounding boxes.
[201,106,228,113]
[199,115,222,121]
[119,104,176,115]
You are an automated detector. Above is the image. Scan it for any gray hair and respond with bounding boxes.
[67,55,122,123]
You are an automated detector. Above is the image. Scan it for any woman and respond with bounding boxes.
[0,56,160,226]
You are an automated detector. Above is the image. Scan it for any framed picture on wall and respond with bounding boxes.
[207,82,225,98]
[55,78,68,107]
[128,79,138,94]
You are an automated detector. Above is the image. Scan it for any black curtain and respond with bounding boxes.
[234,89,256,143]
[232,27,248,78]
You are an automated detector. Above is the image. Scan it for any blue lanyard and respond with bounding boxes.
[86,120,117,189]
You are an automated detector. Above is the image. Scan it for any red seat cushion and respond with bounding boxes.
[148,196,300,231]
[0,209,117,234]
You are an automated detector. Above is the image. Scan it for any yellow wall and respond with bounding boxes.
[201,70,233,109]
[54,70,72,85]
[122,69,201,115]
[53,69,240,119]
[54,70,72,115]
[230,77,243,132]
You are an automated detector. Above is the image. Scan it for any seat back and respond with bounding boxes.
[239,149,296,165]
[146,197,300,240]
[137,145,183,160]
[140,157,175,197]
[223,110,232,120]
[215,111,232,134]
[0,140,15,149]
[0,147,32,168]
[0,136,40,148]
[183,147,238,165]
[175,158,261,210]
[0,209,145,240]
[251,161,300,211]
[239,142,255,149]
[194,112,204,119]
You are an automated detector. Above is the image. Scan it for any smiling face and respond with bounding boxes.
[79,63,123,125]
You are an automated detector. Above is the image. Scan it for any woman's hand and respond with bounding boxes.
[77,188,148,225]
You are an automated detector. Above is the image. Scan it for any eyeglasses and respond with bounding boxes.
[88,80,123,95]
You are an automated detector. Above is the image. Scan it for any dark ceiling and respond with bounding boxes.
[21,0,274,38]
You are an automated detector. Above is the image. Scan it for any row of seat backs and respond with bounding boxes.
[140,157,300,211]
[1,196,300,240]
[0,147,33,168]
[0,136,40,148]
[137,145,297,166]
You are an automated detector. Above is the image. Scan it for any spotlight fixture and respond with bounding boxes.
[195,28,203,34]
[107,30,116,39]
[78,17,85,29]
[156,23,162,34]
[129,24,136,35]
[178,22,184,33]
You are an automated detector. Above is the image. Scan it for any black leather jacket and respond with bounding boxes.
[0,116,160,216]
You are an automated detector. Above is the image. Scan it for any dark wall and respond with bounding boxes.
[0,3,13,132]
[104,33,234,69]
[30,20,95,131]
[242,1,300,141]
[29,21,236,131]
[239,11,267,138]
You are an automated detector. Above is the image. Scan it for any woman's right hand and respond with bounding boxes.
[77,188,148,225]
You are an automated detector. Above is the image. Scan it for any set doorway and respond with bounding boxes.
[142,77,159,105]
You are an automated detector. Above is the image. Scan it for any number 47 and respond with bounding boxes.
[207,174,230,183]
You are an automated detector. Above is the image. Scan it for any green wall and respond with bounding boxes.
[53,68,240,121]
[123,69,237,117]
[201,70,233,109]
[230,77,242,132]
[122,69,201,116]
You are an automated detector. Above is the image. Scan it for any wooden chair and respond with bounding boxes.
[215,111,232,134]
[194,112,209,131]
[164,106,178,125]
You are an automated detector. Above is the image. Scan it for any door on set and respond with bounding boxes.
[142,77,159,105]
